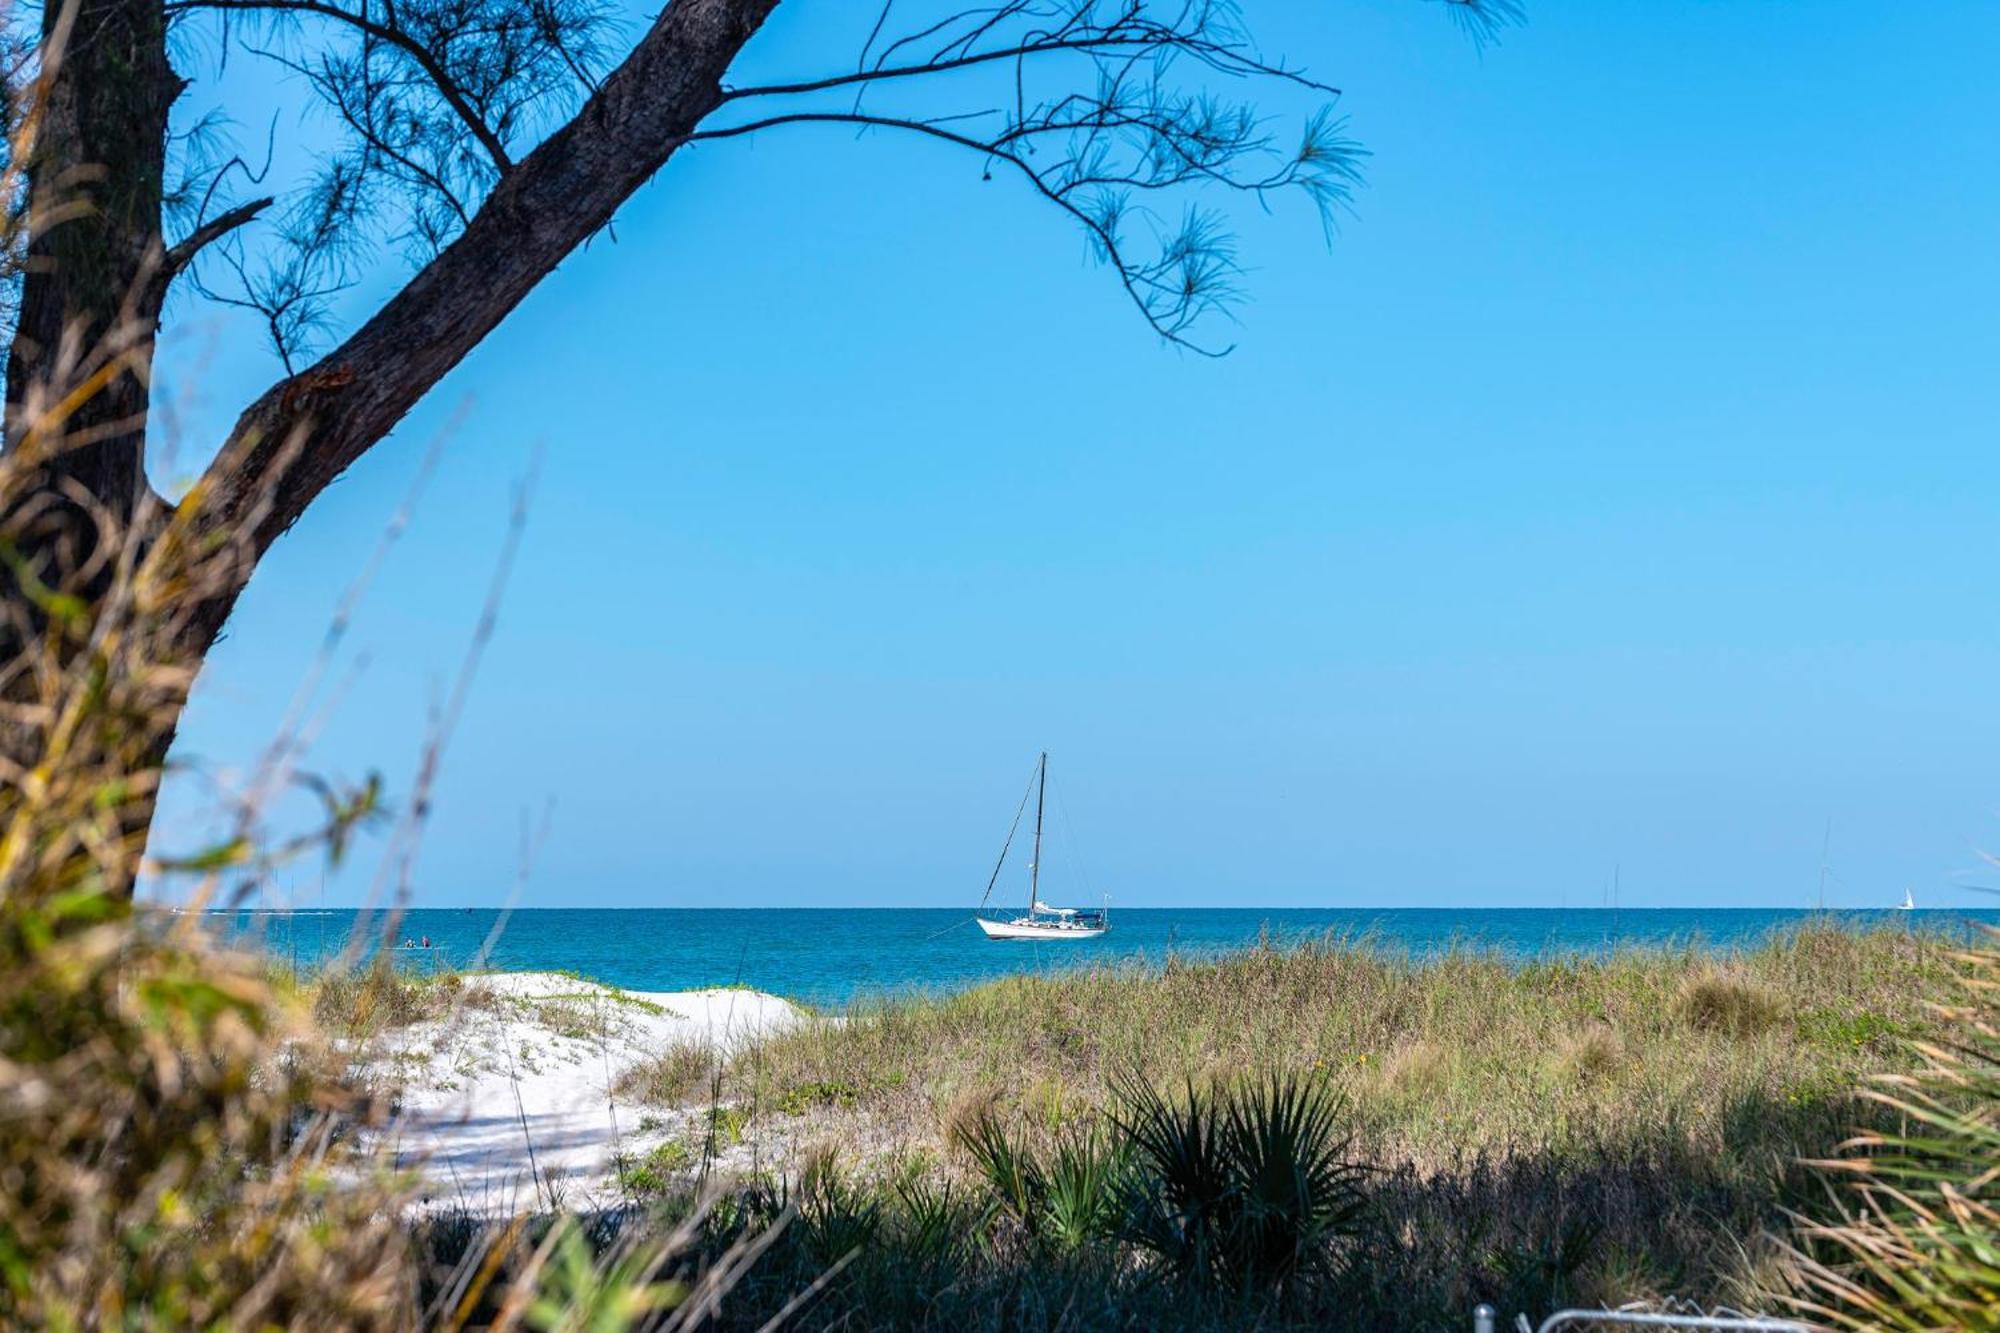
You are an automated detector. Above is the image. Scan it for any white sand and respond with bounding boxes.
[369,972,803,1215]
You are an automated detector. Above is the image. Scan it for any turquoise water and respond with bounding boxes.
[219,907,1992,1007]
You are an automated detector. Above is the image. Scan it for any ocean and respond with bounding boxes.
[217,907,1992,1008]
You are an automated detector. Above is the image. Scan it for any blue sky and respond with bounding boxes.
[152,0,2000,910]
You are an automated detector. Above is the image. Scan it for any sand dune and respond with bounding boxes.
[372,971,802,1215]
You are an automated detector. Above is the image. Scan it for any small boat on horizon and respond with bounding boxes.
[1898,887,1916,911]
[974,752,1108,942]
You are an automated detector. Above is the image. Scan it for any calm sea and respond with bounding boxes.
[214,907,1994,1008]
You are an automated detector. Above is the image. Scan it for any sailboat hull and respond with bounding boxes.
[976,917,1107,941]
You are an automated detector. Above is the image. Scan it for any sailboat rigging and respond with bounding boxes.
[975,753,1109,941]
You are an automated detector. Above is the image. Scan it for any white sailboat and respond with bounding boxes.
[1898,887,1916,911]
[974,753,1108,941]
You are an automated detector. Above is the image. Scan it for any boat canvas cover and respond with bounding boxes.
[1033,901,1076,916]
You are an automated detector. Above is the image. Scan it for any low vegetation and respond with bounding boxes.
[1783,926,2000,1330]
[306,961,501,1036]
[614,1038,717,1108]
[598,923,1961,1326]
[709,924,1945,1168]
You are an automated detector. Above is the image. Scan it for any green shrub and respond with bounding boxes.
[1042,1124,1131,1251]
[1797,1007,1907,1053]
[795,1149,885,1267]
[777,1078,860,1115]
[703,1104,750,1152]
[1115,1070,1369,1292]
[617,1139,696,1198]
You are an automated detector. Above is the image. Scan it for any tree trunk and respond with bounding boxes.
[0,0,182,890]
[5,0,177,502]
[1,0,181,631]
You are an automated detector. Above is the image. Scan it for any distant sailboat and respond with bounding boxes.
[974,753,1108,941]
[1898,887,1916,911]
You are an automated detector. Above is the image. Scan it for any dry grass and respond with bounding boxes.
[688,924,1946,1173]
[308,961,502,1036]
[1672,969,1785,1037]
[615,1037,717,1106]
[604,921,1957,1323]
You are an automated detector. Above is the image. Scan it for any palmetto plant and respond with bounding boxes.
[890,1172,983,1272]
[522,1220,691,1333]
[1115,1070,1370,1293]
[1784,927,2000,1330]
[952,1100,1130,1254]
[794,1147,885,1268]
[952,1102,1045,1242]
[1044,1125,1133,1252]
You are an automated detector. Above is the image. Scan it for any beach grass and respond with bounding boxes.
[305,963,496,1035]
[707,921,1945,1163]
[604,921,1957,1325]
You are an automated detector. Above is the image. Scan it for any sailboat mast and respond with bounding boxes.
[1029,752,1047,911]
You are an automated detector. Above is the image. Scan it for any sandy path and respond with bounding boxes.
[371,972,803,1215]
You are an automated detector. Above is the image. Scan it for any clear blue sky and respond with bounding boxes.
[151,0,2000,910]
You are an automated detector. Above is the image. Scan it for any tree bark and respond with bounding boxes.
[4,0,178,515]
[0,0,181,871]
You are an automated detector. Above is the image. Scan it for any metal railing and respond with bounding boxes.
[1473,1303,1814,1333]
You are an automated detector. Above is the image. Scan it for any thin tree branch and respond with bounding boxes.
[718,32,1338,105]
[161,195,274,277]
[167,0,516,171]
[686,110,1230,354]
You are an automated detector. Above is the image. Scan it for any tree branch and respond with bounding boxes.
[693,4,1363,355]
[686,110,1231,354]
[718,32,1338,106]
[161,195,273,279]
[189,0,779,564]
[167,0,516,171]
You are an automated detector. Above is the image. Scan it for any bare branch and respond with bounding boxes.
[719,31,1339,107]
[684,2,1369,353]
[169,0,516,171]
[687,110,1239,353]
[161,196,274,279]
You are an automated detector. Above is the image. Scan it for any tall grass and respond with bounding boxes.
[706,926,1945,1170]
[604,924,1956,1326]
